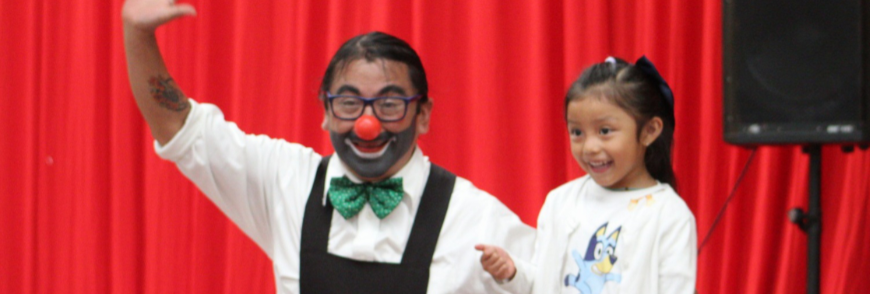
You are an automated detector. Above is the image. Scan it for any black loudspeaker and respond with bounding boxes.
[723,0,870,144]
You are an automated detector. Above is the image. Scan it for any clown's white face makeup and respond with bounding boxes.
[566,96,661,189]
[323,58,431,182]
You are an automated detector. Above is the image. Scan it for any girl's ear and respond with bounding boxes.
[640,116,664,146]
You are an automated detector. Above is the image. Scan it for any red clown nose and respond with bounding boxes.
[353,115,381,141]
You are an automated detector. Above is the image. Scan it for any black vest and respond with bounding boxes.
[299,156,457,294]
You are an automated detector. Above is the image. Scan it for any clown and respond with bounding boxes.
[121,0,535,293]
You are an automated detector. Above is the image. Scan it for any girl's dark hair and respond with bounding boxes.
[565,57,678,191]
[319,31,428,107]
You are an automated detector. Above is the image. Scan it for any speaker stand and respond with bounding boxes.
[789,145,821,294]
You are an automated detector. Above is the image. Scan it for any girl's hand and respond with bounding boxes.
[474,244,517,281]
[122,0,196,32]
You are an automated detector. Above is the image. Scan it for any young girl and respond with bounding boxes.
[476,56,697,294]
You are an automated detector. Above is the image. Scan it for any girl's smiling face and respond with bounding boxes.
[567,95,662,189]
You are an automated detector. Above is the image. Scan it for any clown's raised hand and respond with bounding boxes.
[122,0,196,32]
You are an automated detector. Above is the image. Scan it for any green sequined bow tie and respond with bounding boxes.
[328,176,404,219]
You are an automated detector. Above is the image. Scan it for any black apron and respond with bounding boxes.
[300,156,456,294]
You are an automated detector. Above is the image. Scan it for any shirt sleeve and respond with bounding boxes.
[657,197,698,294]
[528,187,569,294]
[154,99,321,258]
[435,178,535,294]
[503,247,535,293]
[476,193,536,294]
[480,182,563,294]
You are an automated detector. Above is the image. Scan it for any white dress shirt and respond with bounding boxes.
[156,100,535,293]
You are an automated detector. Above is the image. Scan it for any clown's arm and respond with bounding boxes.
[122,0,197,145]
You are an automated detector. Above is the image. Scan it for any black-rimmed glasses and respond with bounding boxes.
[326,93,422,122]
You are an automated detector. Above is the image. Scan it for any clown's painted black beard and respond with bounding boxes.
[329,120,417,180]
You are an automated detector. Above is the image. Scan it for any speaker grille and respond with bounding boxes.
[723,0,869,144]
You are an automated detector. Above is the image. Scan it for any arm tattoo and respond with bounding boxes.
[148,75,190,112]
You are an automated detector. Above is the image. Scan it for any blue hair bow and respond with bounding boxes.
[634,56,674,108]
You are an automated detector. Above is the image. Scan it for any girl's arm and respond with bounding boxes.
[475,244,517,281]
[658,201,698,294]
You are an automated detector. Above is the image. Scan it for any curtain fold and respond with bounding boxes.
[2,0,868,293]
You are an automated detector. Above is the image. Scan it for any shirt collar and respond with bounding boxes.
[322,147,430,210]
[586,178,664,201]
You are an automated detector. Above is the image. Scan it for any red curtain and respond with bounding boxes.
[2,0,869,293]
